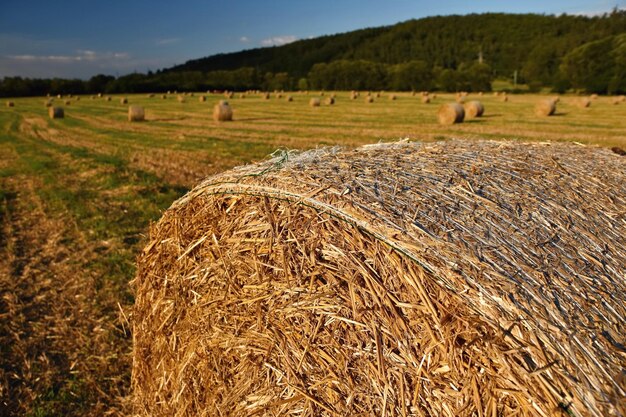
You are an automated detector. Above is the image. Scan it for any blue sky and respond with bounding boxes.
[0,0,623,79]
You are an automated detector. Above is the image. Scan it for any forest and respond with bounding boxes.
[2,11,625,97]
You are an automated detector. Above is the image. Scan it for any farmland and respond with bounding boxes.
[1,91,625,416]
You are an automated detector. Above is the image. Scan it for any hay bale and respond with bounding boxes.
[501,95,509,102]
[285,95,293,102]
[44,99,53,107]
[535,99,556,117]
[75,97,80,101]
[213,101,232,121]
[48,107,64,119]
[225,92,234,99]
[132,140,626,417]
[590,93,598,100]
[97,93,102,98]
[177,96,185,103]
[239,93,246,99]
[263,93,270,100]
[421,95,431,104]
[120,97,128,104]
[619,95,626,102]
[455,95,465,104]
[6,101,14,107]
[578,97,591,108]
[128,106,145,122]
[389,94,396,101]
[199,95,206,103]
[106,96,112,101]
[64,100,71,105]
[437,102,464,125]
[147,93,155,98]
[161,95,167,99]
[325,97,335,105]
[309,98,321,107]
[365,96,374,103]
[431,93,437,99]
[464,100,484,118]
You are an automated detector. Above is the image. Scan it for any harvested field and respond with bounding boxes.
[1,92,625,416]
[133,140,625,417]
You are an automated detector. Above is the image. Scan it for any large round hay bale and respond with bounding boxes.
[198,95,206,103]
[464,100,484,118]
[120,97,128,104]
[263,92,270,100]
[128,106,145,122]
[325,97,335,105]
[535,99,556,116]
[421,95,431,104]
[106,96,112,102]
[161,94,167,99]
[213,101,232,121]
[285,95,293,102]
[437,103,464,125]
[6,101,14,107]
[309,97,321,107]
[48,107,64,119]
[132,140,626,417]
[64,100,71,105]
[578,97,591,108]
[365,96,374,103]
[389,94,396,101]
[177,96,185,103]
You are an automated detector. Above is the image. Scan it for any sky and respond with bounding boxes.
[0,0,623,79]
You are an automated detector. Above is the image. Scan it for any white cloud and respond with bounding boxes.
[8,50,130,63]
[156,38,181,46]
[240,36,250,43]
[260,35,297,47]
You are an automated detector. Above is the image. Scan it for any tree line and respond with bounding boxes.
[2,11,625,97]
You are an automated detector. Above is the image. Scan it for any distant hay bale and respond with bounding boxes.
[161,95,167,99]
[437,102,464,125]
[128,106,145,122]
[106,96,112,101]
[365,96,374,103]
[199,96,206,103]
[389,94,396,101]
[590,94,598,100]
[501,95,509,102]
[309,98,321,107]
[431,93,437,99]
[276,93,282,99]
[213,101,233,121]
[325,97,335,105]
[578,97,591,108]
[132,140,626,417]
[177,96,185,103]
[6,101,14,107]
[147,94,155,98]
[612,97,622,105]
[225,92,234,99]
[478,91,483,96]
[263,93,270,100]
[375,92,380,98]
[421,95,431,104]
[97,93,102,98]
[64,100,71,105]
[464,100,484,118]
[75,97,80,101]
[239,93,246,99]
[44,100,53,107]
[285,95,293,102]
[120,97,128,104]
[535,99,556,117]
[57,94,62,99]
[455,95,465,104]
[494,91,500,96]
[619,95,626,102]
[48,107,64,119]
[190,93,194,97]
[350,91,358,100]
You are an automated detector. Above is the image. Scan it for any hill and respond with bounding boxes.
[168,11,626,92]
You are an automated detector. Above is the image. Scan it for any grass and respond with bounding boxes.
[0,91,625,416]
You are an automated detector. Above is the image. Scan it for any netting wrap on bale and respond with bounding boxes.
[132,140,626,417]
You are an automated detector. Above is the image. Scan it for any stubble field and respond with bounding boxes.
[0,91,625,416]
